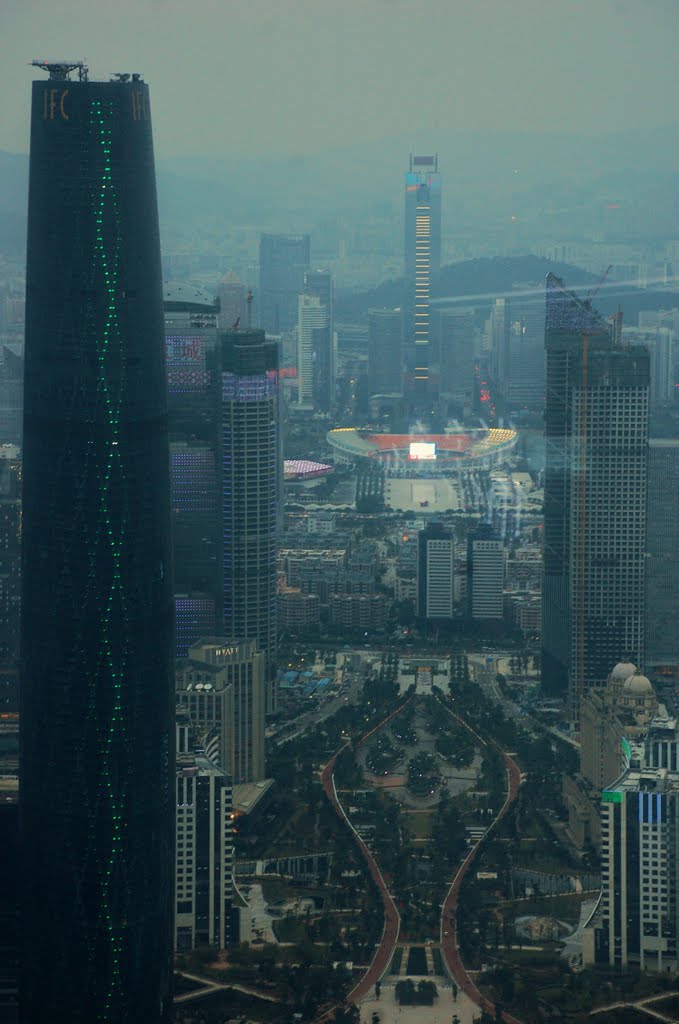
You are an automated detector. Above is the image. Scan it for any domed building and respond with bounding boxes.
[619,672,658,724]
[605,661,637,704]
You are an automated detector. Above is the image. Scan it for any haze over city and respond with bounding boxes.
[1,3,679,1024]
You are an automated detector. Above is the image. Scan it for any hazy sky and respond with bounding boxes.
[3,0,679,159]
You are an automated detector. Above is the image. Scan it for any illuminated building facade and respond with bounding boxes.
[404,155,441,395]
[542,275,649,722]
[21,68,174,1022]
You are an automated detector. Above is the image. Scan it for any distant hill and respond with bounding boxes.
[335,256,597,322]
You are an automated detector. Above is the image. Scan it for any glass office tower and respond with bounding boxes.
[20,66,174,1022]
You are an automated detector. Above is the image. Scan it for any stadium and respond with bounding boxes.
[327,427,517,472]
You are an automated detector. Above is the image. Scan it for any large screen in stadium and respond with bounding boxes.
[409,442,436,461]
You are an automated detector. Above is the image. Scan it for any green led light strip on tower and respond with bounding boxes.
[90,95,127,1018]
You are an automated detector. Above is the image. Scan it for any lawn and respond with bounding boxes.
[390,947,403,974]
[404,811,434,840]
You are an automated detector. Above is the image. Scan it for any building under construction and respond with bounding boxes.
[541,274,650,725]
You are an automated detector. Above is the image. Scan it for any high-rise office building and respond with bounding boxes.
[218,272,245,331]
[21,65,174,1022]
[259,233,310,334]
[646,440,679,673]
[416,523,454,620]
[303,269,335,412]
[165,285,220,656]
[368,308,403,397]
[542,275,649,722]
[468,524,504,621]
[175,708,235,951]
[438,308,475,409]
[590,756,679,971]
[404,155,441,395]
[0,447,21,669]
[176,639,266,784]
[296,293,329,408]
[490,289,545,412]
[221,330,279,712]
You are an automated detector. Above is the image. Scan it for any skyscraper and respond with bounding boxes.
[438,308,475,410]
[490,288,545,413]
[21,64,174,1022]
[259,233,310,334]
[416,523,454,620]
[221,330,279,712]
[645,440,679,673]
[586,716,679,973]
[468,524,504,621]
[368,308,403,397]
[218,272,245,331]
[303,269,335,412]
[542,275,649,722]
[176,639,266,784]
[296,293,329,408]
[164,285,220,655]
[404,155,441,396]
[175,708,235,951]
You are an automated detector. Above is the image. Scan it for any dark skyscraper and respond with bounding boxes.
[542,275,649,722]
[164,285,220,655]
[259,233,310,334]
[645,439,679,673]
[20,64,174,1022]
[404,155,441,396]
[368,308,403,396]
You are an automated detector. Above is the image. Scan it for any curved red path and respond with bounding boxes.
[317,699,412,1019]
[439,701,523,1024]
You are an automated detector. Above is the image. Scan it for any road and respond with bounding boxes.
[437,699,524,1024]
[317,699,412,1020]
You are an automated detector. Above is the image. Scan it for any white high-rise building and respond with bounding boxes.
[175,709,235,952]
[585,709,679,972]
[469,526,504,620]
[296,293,328,407]
[417,524,454,619]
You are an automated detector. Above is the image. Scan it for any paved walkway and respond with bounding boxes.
[591,991,679,1022]
[174,971,282,1006]
[359,977,479,1024]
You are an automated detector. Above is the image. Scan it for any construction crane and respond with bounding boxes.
[584,264,612,306]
